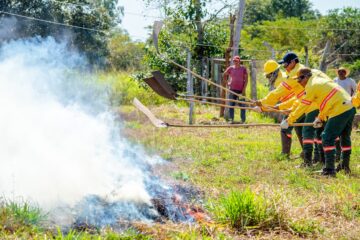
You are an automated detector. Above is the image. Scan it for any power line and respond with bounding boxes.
[0,10,107,33]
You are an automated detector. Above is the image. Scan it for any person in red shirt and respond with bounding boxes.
[223,56,248,123]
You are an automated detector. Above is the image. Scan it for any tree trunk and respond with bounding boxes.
[319,40,331,73]
[194,0,204,94]
[220,14,236,117]
[232,0,246,58]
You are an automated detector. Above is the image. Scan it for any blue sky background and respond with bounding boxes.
[120,0,360,42]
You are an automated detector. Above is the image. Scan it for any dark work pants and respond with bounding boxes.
[229,89,246,122]
[302,110,319,161]
[321,108,356,171]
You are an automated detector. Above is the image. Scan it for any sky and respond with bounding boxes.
[120,0,360,42]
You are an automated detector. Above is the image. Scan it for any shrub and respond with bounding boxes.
[208,189,286,231]
[97,72,169,106]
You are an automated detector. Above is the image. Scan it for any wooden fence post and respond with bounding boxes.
[186,48,194,124]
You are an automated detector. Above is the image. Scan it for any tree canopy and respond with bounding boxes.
[0,0,123,65]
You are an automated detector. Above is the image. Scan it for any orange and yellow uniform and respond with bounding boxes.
[287,73,352,123]
[286,69,332,124]
[259,69,304,109]
[352,82,360,107]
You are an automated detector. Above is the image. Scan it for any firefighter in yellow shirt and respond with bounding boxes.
[352,82,360,107]
[284,69,334,167]
[284,68,356,176]
[255,53,305,157]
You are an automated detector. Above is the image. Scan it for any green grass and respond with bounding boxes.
[121,102,360,239]
[208,189,286,231]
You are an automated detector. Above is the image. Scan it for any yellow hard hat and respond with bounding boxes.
[264,60,280,75]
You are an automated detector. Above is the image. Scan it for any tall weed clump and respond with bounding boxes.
[0,200,45,233]
[208,189,286,231]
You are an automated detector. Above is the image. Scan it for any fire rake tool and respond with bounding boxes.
[133,98,314,128]
[152,21,283,114]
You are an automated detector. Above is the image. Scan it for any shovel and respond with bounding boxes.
[145,71,285,112]
[133,98,314,128]
[152,21,283,113]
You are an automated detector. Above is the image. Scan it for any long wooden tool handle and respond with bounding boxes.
[291,122,314,127]
[167,123,280,128]
[169,60,283,113]
[182,95,253,105]
[133,98,313,128]
[166,122,314,128]
[181,98,254,110]
[169,59,251,101]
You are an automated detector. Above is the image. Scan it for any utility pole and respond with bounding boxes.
[232,0,246,60]
[224,0,245,120]
[187,48,195,125]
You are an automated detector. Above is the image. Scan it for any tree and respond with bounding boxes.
[142,0,232,92]
[244,0,273,25]
[0,0,123,66]
[108,30,145,71]
[269,0,319,20]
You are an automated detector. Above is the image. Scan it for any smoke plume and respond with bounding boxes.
[0,37,167,225]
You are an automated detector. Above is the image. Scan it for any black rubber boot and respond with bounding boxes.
[281,131,292,157]
[299,152,312,168]
[321,168,336,177]
[336,154,351,174]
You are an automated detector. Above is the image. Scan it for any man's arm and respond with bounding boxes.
[223,67,230,86]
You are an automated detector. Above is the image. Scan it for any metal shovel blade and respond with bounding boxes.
[144,71,177,100]
[153,21,164,53]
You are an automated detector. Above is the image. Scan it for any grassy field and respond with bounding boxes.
[120,103,360,240]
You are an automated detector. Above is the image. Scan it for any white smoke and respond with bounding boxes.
[0,37,162,212]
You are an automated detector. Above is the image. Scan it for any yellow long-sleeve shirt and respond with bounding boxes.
[287,74,352,124]
[352,92,360,107]
[286,69,331,122]
[260,70,304,108]
[352,82,360,107]
[276,63,306,110]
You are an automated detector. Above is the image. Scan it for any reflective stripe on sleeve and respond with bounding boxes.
[320,87,339,111]
[280,92,295,102]
[281,81,292,91]
[297,90,305,99]
[301,99,312,105]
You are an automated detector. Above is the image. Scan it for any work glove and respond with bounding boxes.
[280,119,289,129]
[313,118,323,128]
[253,106,263,113]
[255,100,262,107]
[343,100,353,106]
